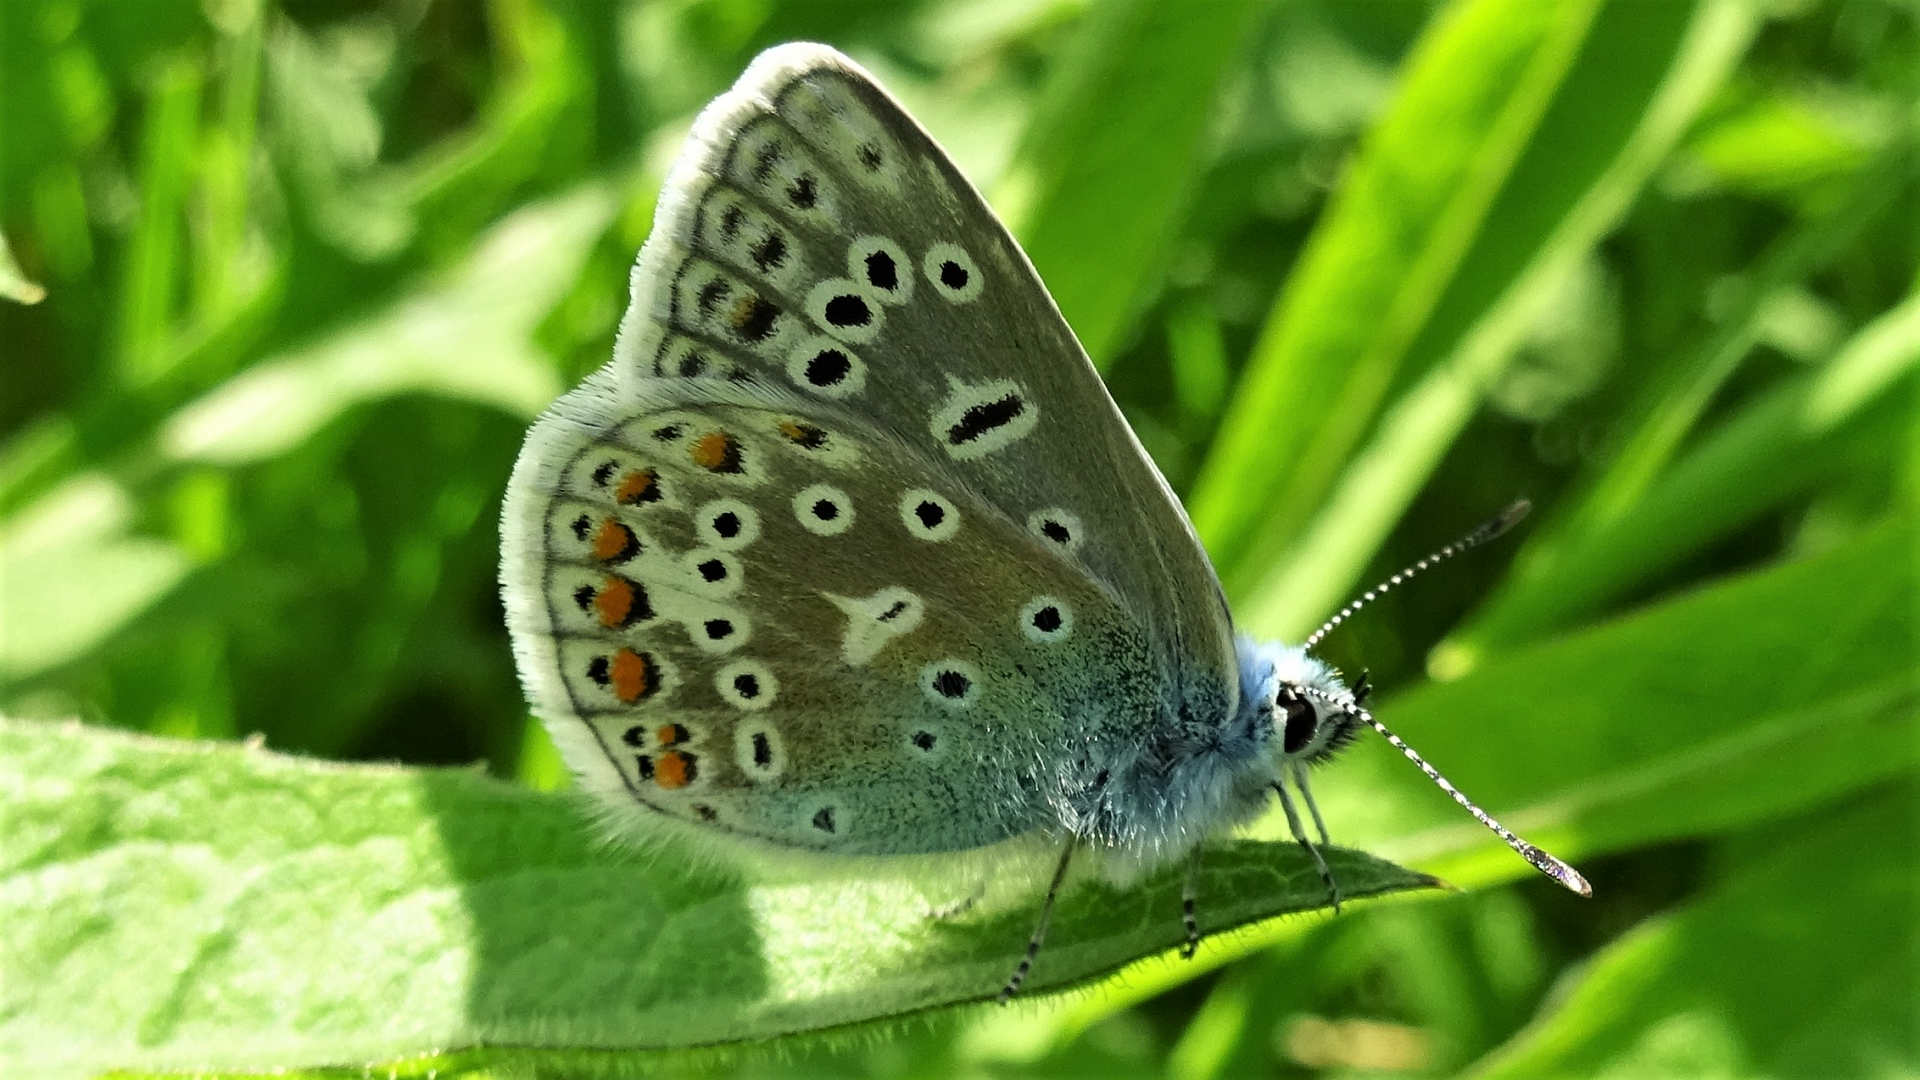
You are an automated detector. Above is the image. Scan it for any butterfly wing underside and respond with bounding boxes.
[501,44,1239,860]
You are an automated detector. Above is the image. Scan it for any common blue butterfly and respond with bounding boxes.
[499,43,1588,1003]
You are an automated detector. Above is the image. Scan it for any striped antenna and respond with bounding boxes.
[1303,687,1590,896]
[1302,500,1532,653]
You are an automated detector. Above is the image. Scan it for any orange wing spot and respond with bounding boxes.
[656,723,689,746]
[592,518,638,562]
[609,648,656,703]
[778,420,827,448]
[655,750,697,789]
[689,431,742,472]
[594,575,651,627]
[615,468,659,505]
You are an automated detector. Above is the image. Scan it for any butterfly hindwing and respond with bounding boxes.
[504,386,1166,856]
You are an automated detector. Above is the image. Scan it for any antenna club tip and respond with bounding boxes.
[1489,499,1532,537]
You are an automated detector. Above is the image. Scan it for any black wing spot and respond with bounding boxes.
[939,260,969,290]
[712,511,741,539]
[932,669,971,699]
[805,348,851,387]
[787,174,817,209]
[719,204,746,240]
[730,294,781,343]
[811,498,839,521]
[857,143,883,170]
[694,804,719,821]
[1031,606,1063,633]
[698,559,727,583]
[636,754,655,780]
[877,600,908,622]
[696,278,729,317]
[590,460,616,486]
[811,806,837,833]
[752,140,782,182]
[570,514,592,541]
[735,673,761,700]
[572,584,595,611]
[823,294,872,328]
[653,424,683,442]
[677,350,707,377]
[914,501,944,529]
[750,231,788,272]
[864,250,897,291]
[912,731,936,751]
[704,618,735,641]
[589,657,613,686]
[751,731,772,766]
[1041,519,1071,544]
[947,394,1025,446]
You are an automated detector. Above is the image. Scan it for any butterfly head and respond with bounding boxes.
[1235,639,1362,769]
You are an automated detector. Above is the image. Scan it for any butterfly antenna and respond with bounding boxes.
[1304,687,1590,896]
[1302,500,1532,653]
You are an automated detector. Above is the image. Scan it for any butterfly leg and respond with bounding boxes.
[998,839,1077,1004]
[1291,761,1335,848]
[1180,848,1203,960]
[1272,779,1342,914]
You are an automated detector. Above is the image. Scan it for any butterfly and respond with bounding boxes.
[499,42,1589,1003]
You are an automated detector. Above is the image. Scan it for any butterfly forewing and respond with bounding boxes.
[504,44,1241,862]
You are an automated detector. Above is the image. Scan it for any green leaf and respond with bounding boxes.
[1308,516,1916,892]
[1440,288,1919,659]
[1192,0,1760,621]
[1437,148,1914,672]
[1189,0,1603,584]
[0,231,45,305]
[1463,784,1918,1079]
[998,0,1265,366]
[0,718,1434,1078]
[1234,0,1759,638]
[0,475,189,681]
[154,184,613,467]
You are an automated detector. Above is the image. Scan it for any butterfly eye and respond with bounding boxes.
[1279,689,1318,755]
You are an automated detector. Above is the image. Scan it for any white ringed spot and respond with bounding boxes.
[1019,597,1074,644]
[829,586,925,666]
[792,483,854,536]
[847,235,913,305]
[1027,508,1084,554]
[785,334,867,399]
[680,548,741,598]
[716,657,777,711]
[922,242,982,303]
[695,497,760,550]
[688,606,751,654]
[804,278,884,344]
[735,719,784,781]
[898,488,960,541]
[931,376,1038,461]
[920,659,982,709]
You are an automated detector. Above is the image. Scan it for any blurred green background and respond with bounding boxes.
[2,0,1915,1076]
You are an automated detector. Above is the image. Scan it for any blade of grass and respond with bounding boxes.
[1463,784,1917,1079]
[1437,143,1912,674]
[157,183,613,466]
[1189,0,1601,586]
[1441,289,1918,653]
[995,0,1266,366]
[1309,516,1915,891]
[1236,0,1757,639]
